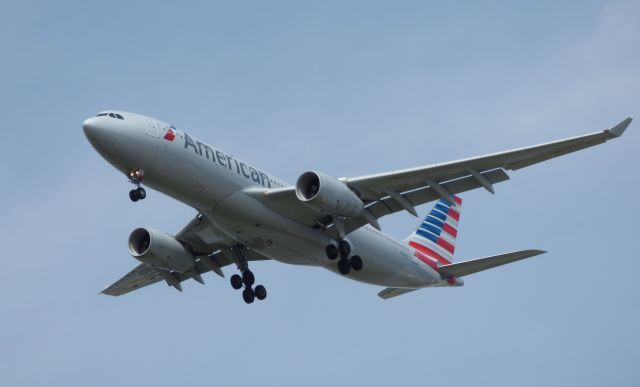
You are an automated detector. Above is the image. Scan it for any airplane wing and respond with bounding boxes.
[101,213,269,296]
[101,263,164,296]
[247,118,631,234]
[344,118,631,200]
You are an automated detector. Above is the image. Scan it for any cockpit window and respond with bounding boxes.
[95,112,125,120]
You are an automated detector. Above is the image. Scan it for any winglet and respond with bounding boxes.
[608,117,632,138]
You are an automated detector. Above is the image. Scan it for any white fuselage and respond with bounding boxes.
[84,111,448,288]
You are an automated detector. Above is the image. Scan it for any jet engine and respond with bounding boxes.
[128,228,196,273]
[295,171,364,217]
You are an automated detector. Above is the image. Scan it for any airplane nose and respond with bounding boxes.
[83,116,116,154]
[82,117,100,138]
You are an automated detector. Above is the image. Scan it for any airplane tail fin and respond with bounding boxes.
[404,195,462,265]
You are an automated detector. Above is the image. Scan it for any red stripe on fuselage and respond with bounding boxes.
[437,238,455,254]
[448,208,460,221]
[414,251,439,271]
[409,241,451,265]
[442,223,457,238]
[454,196,462,205]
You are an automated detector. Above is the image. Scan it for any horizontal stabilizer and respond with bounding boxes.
[378,287,418,299]
[438,249,545,278]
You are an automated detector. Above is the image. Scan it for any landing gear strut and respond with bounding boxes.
[326,239,363,275]
[229,245,267,304]
[128,169,147,202]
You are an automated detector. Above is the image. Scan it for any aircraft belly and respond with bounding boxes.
[208,191,441,286]
[146,174,440,286]
[206,191,332,265]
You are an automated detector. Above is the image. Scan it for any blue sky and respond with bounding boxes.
[1,1,639,386]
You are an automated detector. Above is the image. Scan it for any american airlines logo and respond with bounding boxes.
[163,127,176,141]
[162,125,176,141]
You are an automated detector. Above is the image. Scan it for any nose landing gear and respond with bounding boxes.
[326,239,364,275]
[127,169,147,202]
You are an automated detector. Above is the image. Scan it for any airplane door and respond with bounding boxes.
[143,117,161,138]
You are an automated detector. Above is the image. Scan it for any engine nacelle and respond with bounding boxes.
[128,228,196,273]
[295,171,364,217]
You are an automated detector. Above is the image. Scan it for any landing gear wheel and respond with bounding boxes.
[325,244,338,260]
[136,187,146,200]
[338,240,351,258]
[242,270,255,286]
[338,258,351,275]
[127,169,147,202]
[242,288,255,304]
[254,285,267,300]
[350,255,363,271]
[230,274,243,290]
[230,245,267,304]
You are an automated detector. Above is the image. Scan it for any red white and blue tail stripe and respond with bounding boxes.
[406,196,463,266]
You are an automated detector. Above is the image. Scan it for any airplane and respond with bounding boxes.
[83,111,632,303]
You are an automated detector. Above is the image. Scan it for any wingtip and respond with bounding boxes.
[608,117,632,137]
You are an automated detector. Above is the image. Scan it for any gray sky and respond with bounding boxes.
[1,1,639,386]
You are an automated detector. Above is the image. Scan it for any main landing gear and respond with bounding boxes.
[127,168,147,202]
[229,245,267,304]
[325,239,363,275]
